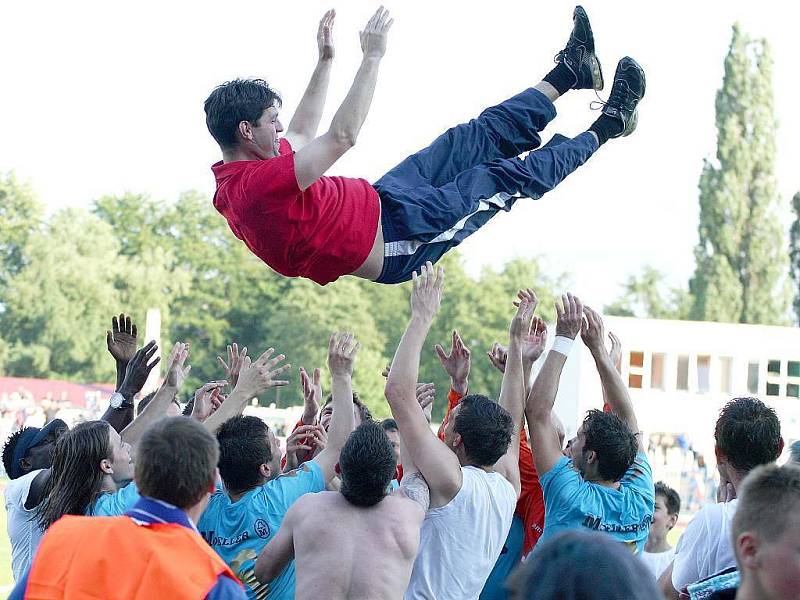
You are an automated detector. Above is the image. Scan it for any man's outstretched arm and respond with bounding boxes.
[284,10,336,149]
[580,306,643,451]
[293,7,393,190]
[385,262,463,507]
[525,294,584,475]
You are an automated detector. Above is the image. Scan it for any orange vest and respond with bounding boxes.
[25,515,240,599]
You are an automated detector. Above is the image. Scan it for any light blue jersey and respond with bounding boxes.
[539,452,654,554]
[88,482,140,516]
[198,461,325,600]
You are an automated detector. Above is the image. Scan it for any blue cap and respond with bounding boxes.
[8,419,67,479]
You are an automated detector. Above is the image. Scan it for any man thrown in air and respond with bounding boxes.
[206,6,644,285]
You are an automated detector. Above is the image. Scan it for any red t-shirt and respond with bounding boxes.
[211,138,381,285]
[439,388,545,557]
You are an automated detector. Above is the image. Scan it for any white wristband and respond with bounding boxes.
[551,336,574,356]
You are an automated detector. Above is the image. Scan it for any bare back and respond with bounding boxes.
[293,491,424,600]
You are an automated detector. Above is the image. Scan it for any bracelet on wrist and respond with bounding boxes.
[551,336,574,356]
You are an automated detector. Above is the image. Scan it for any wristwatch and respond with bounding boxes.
[109,392,131,410]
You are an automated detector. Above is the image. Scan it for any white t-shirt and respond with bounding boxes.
[641,546,676,579]
[4,469,45,581]
[672,499,738,592]
[404,466,516,600]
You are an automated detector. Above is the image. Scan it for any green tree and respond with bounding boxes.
[790,192,800,324]
[689,24,790,325]
[0,172,43,297]
[606,266,692,320]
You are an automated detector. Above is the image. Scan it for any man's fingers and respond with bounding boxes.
[124,315,132,334]
[434,344,448,363]
[131,323,138,338]
[146,356,161,372]
[254,347,276,367]
[106,330,113,347]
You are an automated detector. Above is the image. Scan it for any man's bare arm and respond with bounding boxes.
[493,289,538,498]
[285,10,336,149]
[385,263,463,506]
[313,333,358,482]
[254,499,299,584]
[293,7,393,190]
[580,306,642,451]
[525,294,583,475]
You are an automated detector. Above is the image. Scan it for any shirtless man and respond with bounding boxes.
[205,6,645,285]
[253,421,429,599]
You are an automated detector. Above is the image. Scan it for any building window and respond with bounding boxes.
[628,351,645,389]
[651,353,666,391]
[789,361,800,378]
[719,357,733,394]
[766,383,781,397]
[768,360,782,375]
[788,383,800,398]
[629,374,643,388]
[697,355,711,394]
[630,352,644,368]
[677,355,690,391]
[747,361,760,395]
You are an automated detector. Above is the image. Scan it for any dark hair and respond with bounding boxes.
[454,395,513,467]
[733,464,800,551]
[339,422,396,507]
[581,409,638,482]
[37,421,112,531]
[136,391,156,417]
[380,418,398,432]
[2,429,26,477]
[136,417,218,510]
[508,530,662,600]
[216,416,272,494]
[204,78,282,148]
[322,392,374,423]
[714,397,782,473]
[654,481,681,516]
[182,397,195,417]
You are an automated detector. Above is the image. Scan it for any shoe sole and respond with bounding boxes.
[619,58,645,137]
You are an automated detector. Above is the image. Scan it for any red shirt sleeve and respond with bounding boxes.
[437,388,464,441]
[517,427,546,556]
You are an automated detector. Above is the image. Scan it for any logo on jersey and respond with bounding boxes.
[254,518,271,539]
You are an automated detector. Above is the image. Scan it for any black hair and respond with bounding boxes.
[714,397,782,473]
[322,392,374,424]
[581,409,638,482]
[339,422,397,507]
[204,78,282,148]
[2,429,26,477]
[508,530,662,600]
[454,395,513,467]
[216,416,272,494]
[136,391,156,417]
[654,481,681,517]
[380,418,398,432]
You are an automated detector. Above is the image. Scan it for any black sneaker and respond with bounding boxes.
[601,56,646,137]
[555,5,604,91]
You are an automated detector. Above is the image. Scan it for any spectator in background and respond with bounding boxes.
[507,530,663,600]
[788,440,800,464]
[641,481,680,579]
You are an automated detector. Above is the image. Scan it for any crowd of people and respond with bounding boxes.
[2,263,798,599]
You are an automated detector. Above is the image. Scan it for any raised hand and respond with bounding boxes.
[487,343,508,374]
[416,382,435,411]
[411,262,444,323]
[191,381,227,422]
[318,9,336,61]
[555,293,583,340]
[107,313,138,363]
[328,333,360,377]
[435,330,470,394]
[608,331,622,374]
[119,341,160,400]
[234,348,291,398]
[299,367,323,424]
[360,6,393,60]
[580,305,606,353]
[522,317,548,365]
[217,343,248,389]
[164,342,191,390]
[510,289,538,341]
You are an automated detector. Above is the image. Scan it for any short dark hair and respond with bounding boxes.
[508,530,662,600]
[135,417,218,510]
[454,395,513,467]
[136,391,156,417]
[654,481,680,517]
[714,397,782,473]
[2,429,26,477]
[582,409,637,482]
[380,418,398,432]
[322,392,373,423]
[733,464,800,553]
[204,78,282,148]
[339,422,396,507]
[216,416,272,493]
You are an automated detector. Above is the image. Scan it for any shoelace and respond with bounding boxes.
[589,80,636,112]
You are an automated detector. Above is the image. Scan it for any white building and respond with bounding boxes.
[551,316,800,506]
